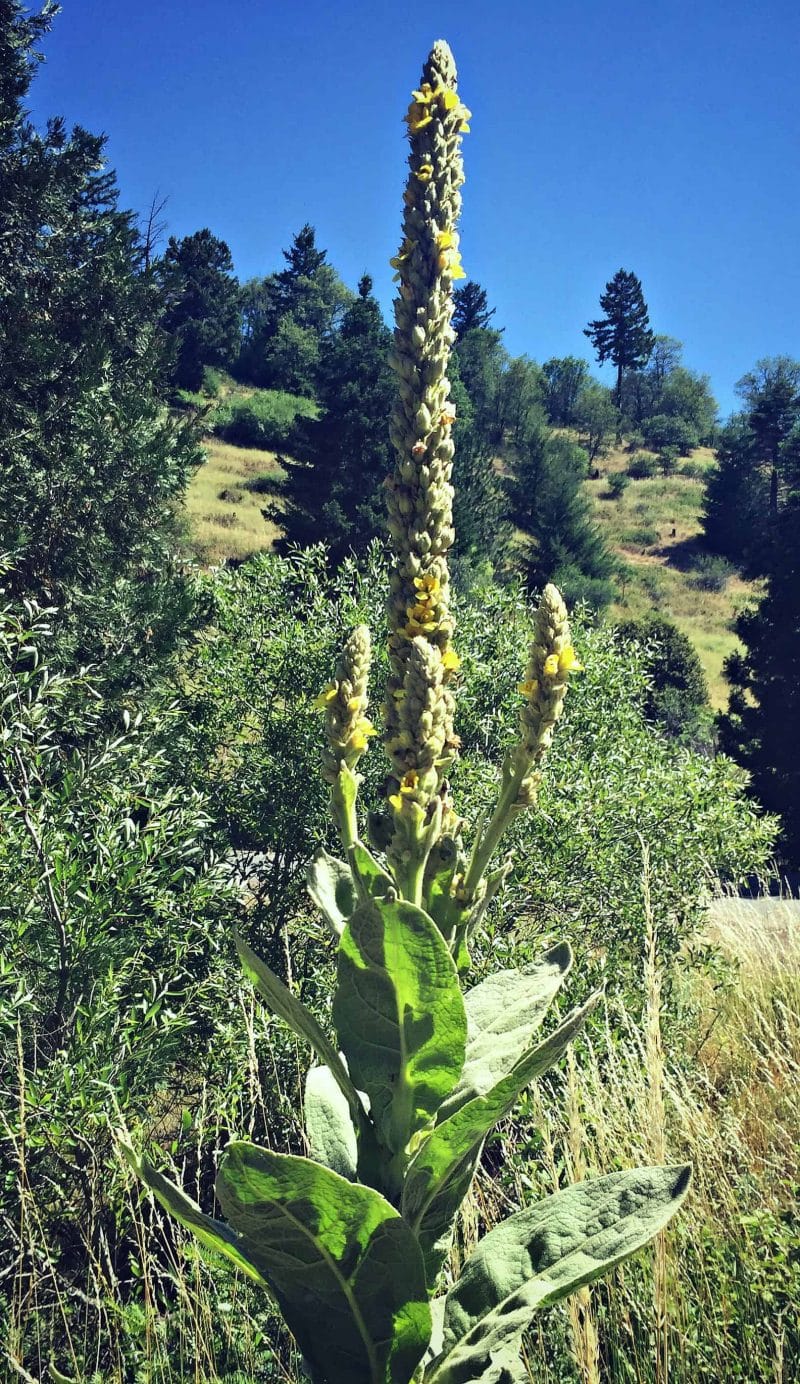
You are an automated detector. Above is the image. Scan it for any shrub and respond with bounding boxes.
[628,452,658,479]
[214,390,317,451]
[690,552,735,592]
[616,614,711,744]
[623,524,660,547]
[607,471,630,499]
[642,413,699,455]
[658,445,681,475]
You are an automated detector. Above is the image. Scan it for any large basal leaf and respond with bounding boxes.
[236,932,362,1126]
[305,847,356,937]
[439,944,573,1120]
[404,993,600,1287]
[216,1141,432,1384]
[431,1165,692,1384]
[334,897,467,1155]
[119,1138,267,1285]
[304,1063,358,1180]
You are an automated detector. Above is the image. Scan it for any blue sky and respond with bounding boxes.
[29,0,800,415]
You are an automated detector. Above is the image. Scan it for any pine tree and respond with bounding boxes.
[269,276,393,563]
[452,280,497,334]
[449,355,504,563]
[0,0,201,675]
[159,229,240,391]
[719,492,800,867]
[503,428,616,607]
[584,268,654,408]
[735,357,800,513]
[702,415,767,569]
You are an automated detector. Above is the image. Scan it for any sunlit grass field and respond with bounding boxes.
[185,435,284,564]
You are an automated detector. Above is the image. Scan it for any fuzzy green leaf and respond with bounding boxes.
[304,1063,358,1180]
[334,897,467,1154]
[432,1165,692,1384]
[306,847,356,937]
[404,993,600,1287]
[216,1141,432,1384]
[119,1139,267,1285]
[440,944,573,1120]
[349,840,395,900]
[236,933,362,1126]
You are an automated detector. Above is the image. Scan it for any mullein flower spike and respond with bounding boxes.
[316,624,374,784]
[385,41,470,798]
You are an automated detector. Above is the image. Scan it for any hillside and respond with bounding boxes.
[184,406,757,707]
[587,444,759,706]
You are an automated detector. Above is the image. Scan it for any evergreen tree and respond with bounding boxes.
[702,416,765,567]
[159,229,240,390]
[584,268,654,408]
[452,280,497,334]
[453,326,507,445]
[258,224,351,391]
[719,492,800,866]
[449,355,504,563]
[0,0,202,675]
[269,276,393,563]
[503,428,615,607]
[735,356,800,512]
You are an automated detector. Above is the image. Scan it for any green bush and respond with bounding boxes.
[689,552,735,592]
[616,614,711,744]
[622,523,660,546]
[642,413,699,455]
[607,471,630,499]
[213,390,318,451]
[627,452,658,479]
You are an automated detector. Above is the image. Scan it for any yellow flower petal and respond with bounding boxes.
[439,88,460,111]
[442,648,461,672]
[415,164,434,183]
[518,679,539,697]
[543,654,560,678]
[558,646,583,673]
[313,682,338,710]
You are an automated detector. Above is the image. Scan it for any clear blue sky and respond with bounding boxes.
[29,0,800,416]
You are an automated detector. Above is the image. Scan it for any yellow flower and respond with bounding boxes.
[438,247,466,280]
[349,719,377,752]
[439,88,460,111]
[415,163,434,183]
[518,679,539,698]
[388,769,420,813]
[414,573,440,595]
[558,645,583,674]
[313,682,338,710]
[411,83,435,104]
[442,647,461,672]
[437,228,457,250]
[405,102,433,132]
[543,654,560,678]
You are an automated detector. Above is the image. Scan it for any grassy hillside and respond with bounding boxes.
[183,408,757,706]
[186,435,283,564]
[588,444,759,706]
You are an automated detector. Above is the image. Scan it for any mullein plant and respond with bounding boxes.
[124,41,690,1384]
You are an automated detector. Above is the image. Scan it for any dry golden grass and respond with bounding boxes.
[185,435,284,564]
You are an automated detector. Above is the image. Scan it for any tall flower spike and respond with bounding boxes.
[385,40,469,784]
